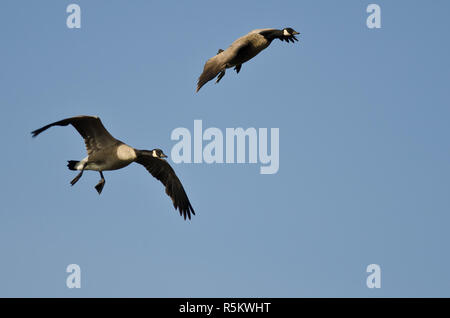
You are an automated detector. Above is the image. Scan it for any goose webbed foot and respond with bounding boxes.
[216,70,225,84]
[94,171,105,195]
[95,180,105,195]
[234,64,242,74]
[70,171,83,186]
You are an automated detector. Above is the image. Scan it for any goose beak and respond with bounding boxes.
[292,31,300,35]
[161,154,168,158]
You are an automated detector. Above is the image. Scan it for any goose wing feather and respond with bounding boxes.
[31,115,117,155]
[136,155,195,220]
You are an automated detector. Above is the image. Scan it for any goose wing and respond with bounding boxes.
[197,39,253,92]
[197,52,228,92]
[136,155,195,220]
[31,115,117,155]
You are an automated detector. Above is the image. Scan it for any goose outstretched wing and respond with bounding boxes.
[31,115,118,155]
[136,153,195,220]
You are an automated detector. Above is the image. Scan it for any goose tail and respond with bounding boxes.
[67,160,79,171]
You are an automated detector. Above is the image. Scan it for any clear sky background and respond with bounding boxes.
[0,0,449,297]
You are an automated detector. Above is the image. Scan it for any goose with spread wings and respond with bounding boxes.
[196,27,300,92]
[31,115,195,220]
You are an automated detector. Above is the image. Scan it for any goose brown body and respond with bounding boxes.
[197,27,300,92]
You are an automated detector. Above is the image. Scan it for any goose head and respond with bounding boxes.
[151,148,168,159]
[283,27,300,36]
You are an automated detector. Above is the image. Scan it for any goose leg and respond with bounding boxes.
[70,166,85,186]
[216,70,225,84]
[94,171,105,195]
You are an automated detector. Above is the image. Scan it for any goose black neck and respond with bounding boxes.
[136,149,153,158]
[260,29,284,41]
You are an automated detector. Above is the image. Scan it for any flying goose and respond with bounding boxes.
[31,116,195,220]
[196,27,300,92]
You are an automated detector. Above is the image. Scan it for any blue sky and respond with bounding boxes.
[0,0,449,297]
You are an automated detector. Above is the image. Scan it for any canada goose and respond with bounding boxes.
[31,116,195,220]
[196,27,300,92]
